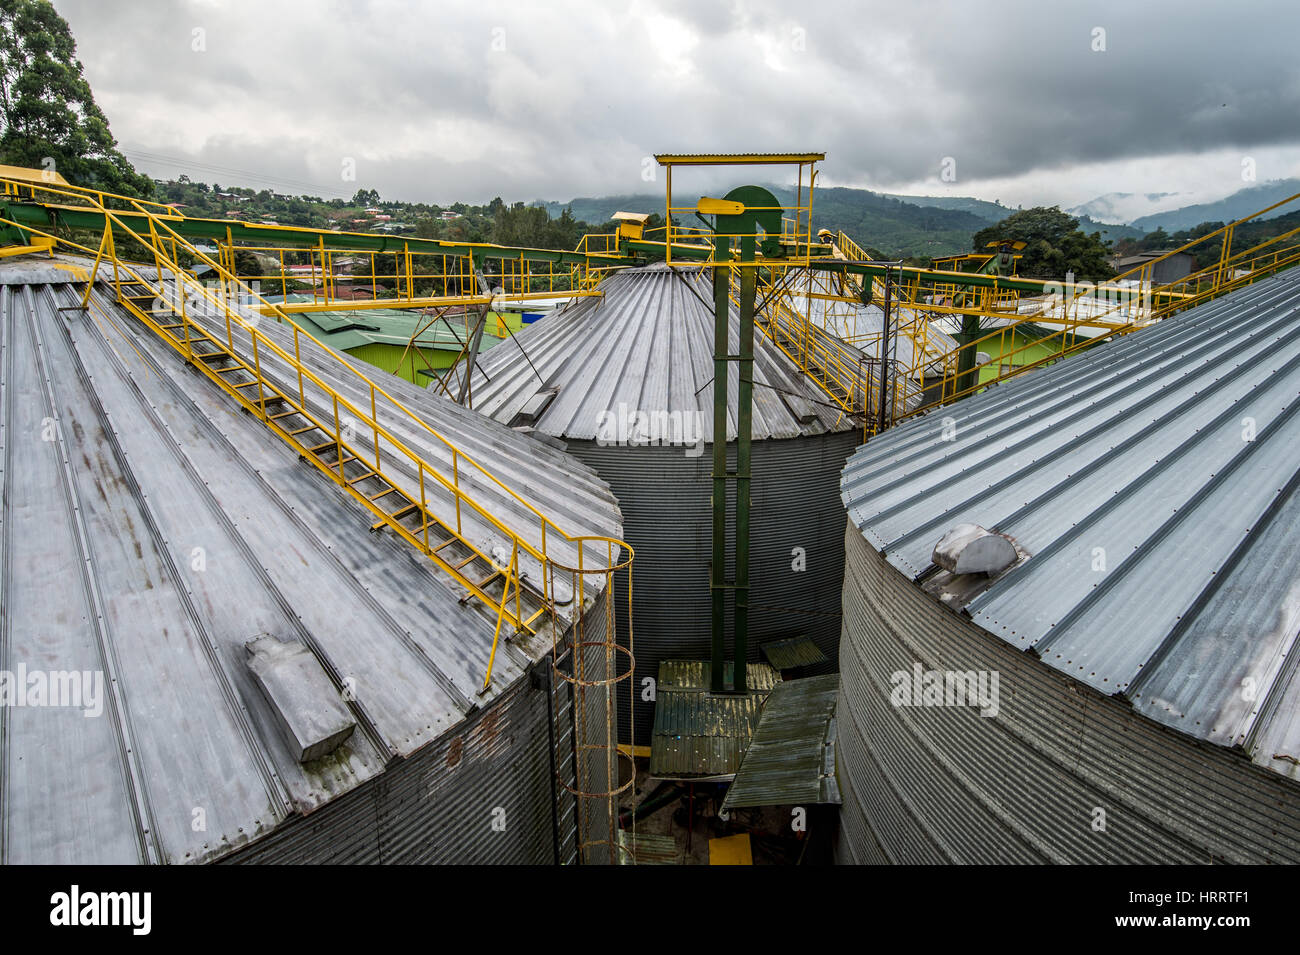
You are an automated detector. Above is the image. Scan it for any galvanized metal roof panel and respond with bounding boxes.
[0,275,622,861]
[760,635,829,671]
[649,660,779,779]
[472,264,859,442]
[840,267,1300,779]
[721,674,841,810]
[617,829,681,865]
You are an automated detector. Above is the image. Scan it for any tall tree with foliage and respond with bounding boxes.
[972,206,1115,281]
[0,0,151,196]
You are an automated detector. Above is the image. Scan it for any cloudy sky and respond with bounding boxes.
[53,0,1300,219]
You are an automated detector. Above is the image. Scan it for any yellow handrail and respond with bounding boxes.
[111,198,608,571]
[1,174,634,689]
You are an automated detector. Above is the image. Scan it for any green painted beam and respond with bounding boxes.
[0,200,637,267]
[624,237,1110,297]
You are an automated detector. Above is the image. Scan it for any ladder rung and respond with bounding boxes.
[305,441,338,454]
[407,515,443,536]
[193,350,230,360]
[453,553,480,571]
[347,470,378,484]
[269,410,301,421]
[288,424,319,436]
[472,570,503,590]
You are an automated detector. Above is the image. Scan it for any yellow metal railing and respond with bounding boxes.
[722,266,915,434]
[222,241,604,313]
[658,153,822,267]
[748,259,943,430]
[1,174,633,691]
[797,195,1300,429]
[744,273,866,414]
[3,176,622,316]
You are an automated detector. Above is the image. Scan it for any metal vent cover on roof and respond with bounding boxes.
[245,636,356,763]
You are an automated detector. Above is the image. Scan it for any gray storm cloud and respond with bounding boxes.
[51,0,1300,207]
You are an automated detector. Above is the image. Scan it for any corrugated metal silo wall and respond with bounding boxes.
[220,641,591,864]
[570,432,859,745]
[834,520,1300,864]
[568,600,620,863]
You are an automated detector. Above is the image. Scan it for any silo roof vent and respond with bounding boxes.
[931,523,1018,576]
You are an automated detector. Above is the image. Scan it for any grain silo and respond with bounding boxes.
[835,267,1300,863]
[472,263,861,742]
[0,254,626,864]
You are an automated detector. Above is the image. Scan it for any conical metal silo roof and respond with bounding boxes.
[472,263,861,443]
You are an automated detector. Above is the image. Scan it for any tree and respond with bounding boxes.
[0,0,151,196]
[545,206,581,249]
[350,187,379,206]
[972,206,1115,281]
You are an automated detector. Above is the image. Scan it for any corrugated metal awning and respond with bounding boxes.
[649,660,779,780]
[721,675,841,811]
[760,635,828,671]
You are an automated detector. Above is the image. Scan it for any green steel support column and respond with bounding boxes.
[733,236,756,694]
[707,187,778,695]
[710,235,731,694]
[456,268,492,405]
[955,245,1016,396]
[955,311,982,396]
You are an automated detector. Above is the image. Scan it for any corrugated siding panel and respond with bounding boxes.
[572,432,857,744]
[344,342,448,385]
[722,674,840,809]
[224,656,575,864]
[836,521,1300,864]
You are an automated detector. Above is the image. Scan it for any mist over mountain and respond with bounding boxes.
[1068,191,1192,225]
[1127,179,1300,232]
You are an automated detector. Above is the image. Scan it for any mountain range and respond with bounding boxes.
[539,185,1145,259]
[538,178,1299,259]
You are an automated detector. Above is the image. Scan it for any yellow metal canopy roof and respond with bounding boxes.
[654,153,824,165]
[0,163,70,186]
